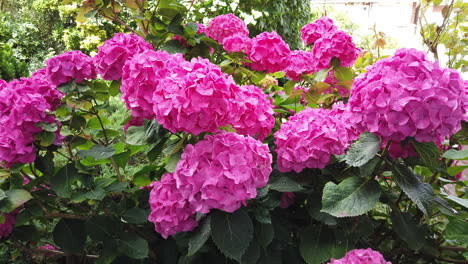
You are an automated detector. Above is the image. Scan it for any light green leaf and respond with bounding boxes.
[0,189,32,213]
[321,177,381,217]
[443,149,468,160]
[77,145,116,160]
[334,67,353,82]
[445,219,468,245]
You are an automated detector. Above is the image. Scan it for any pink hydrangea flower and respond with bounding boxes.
[285,50,315,81]
[279,192,295,208]
[348,48,468,143]
[45,50,96,86]
[222,33,251,53]
[173,133,272,213]
[94,33,153,80]
[274,107,352,172]
[206,14,249,44]
[153,58,242,135]
[328,248,391,264]
[324,70,350,97]
[247,31,291,73]
[0,79,6,90]
[121,50,188,120]
[0,212,16,238]
[301,16,338,46]
[148,173,198,239]
[231,85,275,141]
[311,30,360,71]
[330,102,361,142]
[37,244,57,251]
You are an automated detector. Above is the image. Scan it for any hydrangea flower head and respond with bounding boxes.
[45,50,96,86]
[173,133,272,213]
[121,50,188,120]
[301,16,338,46]
[348,48,467,143]
[231,85,275,141]
[94,33,153,80]
[148,173,198,239]
[275,107,352,172]
[0,212,16,238]
[153,58,242,135]
[247,31,291,73]
[206,14,249,44]
[222,33,251,53]
[285,50,315,81]
[328,248,391,264]
[312,30,360,71]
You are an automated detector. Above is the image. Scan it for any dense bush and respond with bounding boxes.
[0,1,466,264]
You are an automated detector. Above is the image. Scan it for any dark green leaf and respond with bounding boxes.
[391,161,435,215]
[0,189,32,213]
[184,22,199,37]
[51,163,84,198]
[35,151,55,177]
[118,232,149,259]
[268,174,303,192]
[122,208,149,224]
[345,132,381,167]
[161,39,186,54]
[187,216,211,256]
[445,219,468,245]
[391,211,426,250]
[412,140,441,171]
[53,218,86,254]
[85,187,106,200]
[109,80,121,96]
[321,177,381,217]
[359,156,380,177]
[165,152,181,173]
[255,222,274,248]
[77,144,116,160]
[241,240,261,264]
[87,215,121,241]
[300,225,345,264]
[11,225,40,241]
[211,209,254,261]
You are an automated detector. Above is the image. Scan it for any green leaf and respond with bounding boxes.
[321,177,381,217]
[359,156,380,177]
[344,132,381,167]
[51,163,84,198]
[11,225,40,241]
[445,219,468,245]
[161,39,186,54]
[412,140,441,171]
[334,67,353,81]
[0,189,32,213]
[187,216,211,256]
[313,68,331,82]
[283,80,297,95]
[241,240,261,264]
[53,218,86,254]
[255,222,274,248]
[391,211,426,250]
[87,215,121,241]
[445,195,468,209]
[447,166,468,176]
[77,144,116,160]
[122,208,149,224]
[118,232,149,259]
[85,188,106,200]
[391,161,435,215]
[268,174,303,192]
[113,150,131,168]
[109,80,121,96]
[165,152,181,173]
[300,225,346,264]
[211,209,254,261]
[443,149,468,160]
[87,116,111,130]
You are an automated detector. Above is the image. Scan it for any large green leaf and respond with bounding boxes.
[53,218,86,254]
[321,177,381,217]
[255,222,275,248]
[122,208,149,224]
[344,133,381,167]
[51,163,84,198]
[77,144,116,160]
[0,189,32,213]
[391,211,426,250]
[445,219,468,245]
[412,140,441,171]
[391,162,435,215]
[118,232,149,259]
[187,216,211,256]
[442,149,468,160]
[268,173,304,192]
[86,215,121,241]
[211,209,254,261]
[300,225,347,264]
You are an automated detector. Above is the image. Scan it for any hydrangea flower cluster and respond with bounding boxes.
[0,212,17,238]
[285,50,315,81]
[148,173,198,239]
[328,248,391,264]
[121,50,187,120]
[0,75,63,167]
[274,107,352,172]
[45,50,96,86]
[247,31,291,73]
[206,14,249,44]
[348,48,468,144]
[311,30,360,71]
[300,16,338,46]
[93,33,153,80]
[232,85,275,141]
[153,58,242,135]
[174,133,272,213]
[148,133,272,238]
[324,71,350,97]
[222,33,251,53]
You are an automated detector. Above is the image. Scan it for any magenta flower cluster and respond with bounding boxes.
[301,16,338,46]
[328,248,391,264]
[148,133,272,238]
[247,31,291,73]
[94,33,153,80]
[274,107,353,172]
[285,50,315,81]
[348,48,468,144]
[45,50,96,86]
[0,74,63,167]
[312,30,360,70]
[0,212,17,239]
[206,13,249,44]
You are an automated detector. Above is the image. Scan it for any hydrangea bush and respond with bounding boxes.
[0,1,466,263]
